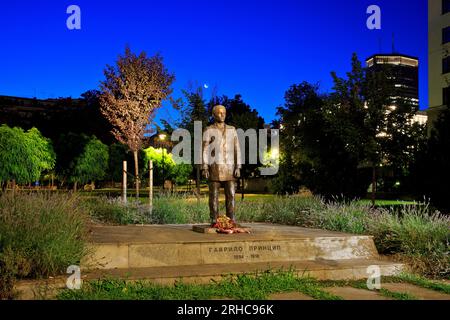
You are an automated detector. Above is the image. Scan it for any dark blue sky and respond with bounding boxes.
[0,1,427,125]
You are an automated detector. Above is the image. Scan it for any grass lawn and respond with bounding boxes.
[22,187,420,207]
[57,271,450,300]
[83,188,417,205]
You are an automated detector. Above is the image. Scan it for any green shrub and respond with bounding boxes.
[369,205,449,277]
[309,200,372,234]
[151,193,209,224]
[235,195,319,226]
[84,193,210,225]
[83,197,152,225]
[0,192,89,299]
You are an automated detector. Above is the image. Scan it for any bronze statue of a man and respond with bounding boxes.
[202,105,241,226]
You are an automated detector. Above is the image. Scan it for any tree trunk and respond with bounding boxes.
[241,177,245,200]
[74,181,78,192]
[133,150,140,198]
[371,166,376,207]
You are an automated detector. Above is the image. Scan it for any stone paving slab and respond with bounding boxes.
[324,287,391,300]
[268,292,315,300]
[381,283,450,300]
[88,223,372,244]
[84,258,404,284]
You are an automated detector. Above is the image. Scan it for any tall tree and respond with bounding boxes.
[224,94,265,199]
[179,86,209,131]
[178,86,209,197]
[363,61,421,201]
[276,54,423,200]
[410,109,450,212]
[71,137,109,191]
[99,47,175,197]
[0,125,55,190]
[225,94,264,130]
[328,54,375,200]
[274,82,369,197]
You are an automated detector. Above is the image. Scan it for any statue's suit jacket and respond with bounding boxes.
[202,123,242,182]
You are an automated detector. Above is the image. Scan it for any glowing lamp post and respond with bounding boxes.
[158,133,167,190]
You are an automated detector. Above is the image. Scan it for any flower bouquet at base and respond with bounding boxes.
[212,215,251,234]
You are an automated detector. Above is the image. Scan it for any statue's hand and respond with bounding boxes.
[202,169,209,179]
[234,169,241,179]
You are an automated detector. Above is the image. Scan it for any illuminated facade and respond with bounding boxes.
[366,54,419,108]
[428,0,450,126]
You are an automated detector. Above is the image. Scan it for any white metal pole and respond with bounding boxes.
[123,161,127,203]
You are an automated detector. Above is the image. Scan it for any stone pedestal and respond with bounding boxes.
[82,223,405,282]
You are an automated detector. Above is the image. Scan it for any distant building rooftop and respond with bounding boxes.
[366,54,419,68]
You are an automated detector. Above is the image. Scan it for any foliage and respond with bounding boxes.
[143,147,192,186]
[179,86,209,133]
[275,54,424,199]
[84,194,208,225]
[54,133,89,186]
[151,194,209,224]
[225,94,265,130]
[269,158,300,195]
[0,125,55,185]
[170,163,193,186]
[223,94,266,191]
[78,90,116,144]
[378,288,418,300]
[71,137,109,185]
[0,192,89,299]
[83,197,151,225]
[310,200,372,234]
[58,270,450,300]
[369,205,449,277]
[107,143,130,182]
[395,273,450,294]
[143,147,175,185]
[57,270,341,300]
[99,47,175,153]
[175,86,210,185]
[99,47,175,195]
[55,134,109,188]
[410,109,450,212]
[275,80,370,198]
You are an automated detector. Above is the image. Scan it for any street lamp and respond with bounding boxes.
[158,133,167,190]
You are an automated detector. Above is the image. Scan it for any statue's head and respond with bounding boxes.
[212,105,226,124]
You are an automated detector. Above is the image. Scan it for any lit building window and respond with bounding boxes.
[443,26,450,44]
[443,56,450,74]
[444,87,450,106]
[443,0,450,15]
